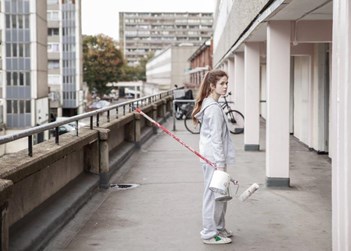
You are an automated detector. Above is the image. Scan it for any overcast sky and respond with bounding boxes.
[81,0,216,41]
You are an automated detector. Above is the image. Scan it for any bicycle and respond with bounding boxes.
[183,92,245,134]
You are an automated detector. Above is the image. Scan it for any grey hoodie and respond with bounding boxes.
[194,97,235,168]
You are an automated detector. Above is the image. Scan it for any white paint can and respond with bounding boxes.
[209,170,231,195]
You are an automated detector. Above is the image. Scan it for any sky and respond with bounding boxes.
[81,0,216,41]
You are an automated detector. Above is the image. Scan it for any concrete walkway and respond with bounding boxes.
[45,118,331,251]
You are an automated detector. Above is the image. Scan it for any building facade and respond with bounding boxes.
[47,0,83,117]
[146,45,197,91]
[212,0,351,249]
[188,38,213,87]
[119,12,213,66]
[0,0,48,152]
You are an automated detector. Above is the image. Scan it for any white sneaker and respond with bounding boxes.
[219,229,233,237]
[203,235,232,245]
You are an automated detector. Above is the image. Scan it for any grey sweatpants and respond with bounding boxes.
[200,163,228,239]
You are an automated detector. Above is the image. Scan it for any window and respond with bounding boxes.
[48,28,59,36]
[47,11,59,21]
[13,72,18,86]
[48,75,60,85]
[19,72,24,85]
[6,71,30,86]
[7,100,31,114]
[5,43,30,58]
[26,72,30,86]
[48,60,60,69]
[25,44,30,57]
[48,43,60,52]
[47,0,59,4]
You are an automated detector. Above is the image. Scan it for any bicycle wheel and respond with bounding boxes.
[184,108,200,134]
[226,110,244,134]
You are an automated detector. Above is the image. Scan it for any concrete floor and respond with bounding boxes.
[45,119,332,251]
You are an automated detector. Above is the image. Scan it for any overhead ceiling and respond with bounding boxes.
[245,0,333,44]
[270,0,333,21]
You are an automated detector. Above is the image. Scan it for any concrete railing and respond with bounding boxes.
[0,91,174,251]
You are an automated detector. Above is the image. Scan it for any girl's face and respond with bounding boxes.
[211,76,228,100]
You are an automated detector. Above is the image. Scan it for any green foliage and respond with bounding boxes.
[118,52,154,82]
[83,35,154,95]
[83,34,123,97]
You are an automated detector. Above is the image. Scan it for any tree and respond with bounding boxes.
[83,34,123,97]
[118,52,155,82]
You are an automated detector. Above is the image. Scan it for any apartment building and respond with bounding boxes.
[146,44,197,91]
[0,0,48,152]
[188,38,213,87]
[119,12,213,66]
[47,0,83,117]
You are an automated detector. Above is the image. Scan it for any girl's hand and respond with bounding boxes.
[216,167,225,171]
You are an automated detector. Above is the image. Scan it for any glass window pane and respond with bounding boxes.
[20,100,24,113]
[18,15,23,28]
[12,44,17,57]
[25,100,31,113]
[25,72,30,86]
[19,72,24,85]
[25,44,30,57]
[6,44,11,57]
[13,100,18,114]
[7,100,12,113]
[6,72,11,86]
[12,15,17,28]
[13,72,18,86]
[19,44,24,57]
[6,15,11,28]
[25,15,29,29]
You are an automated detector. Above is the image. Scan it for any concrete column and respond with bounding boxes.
[223,61,229,73]
[332,0,351,249]
[266,21,291,187]
[312,44,329,153]
[227,58,235,101]
[244,43,260,151]
[0,179,12,251]
[234,52,245,116]
[162,99,167,119]
[98,128,110,188]
[134,112,141,148]
[152,104,158,134]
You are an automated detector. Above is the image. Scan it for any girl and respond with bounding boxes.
[192,69,235,245]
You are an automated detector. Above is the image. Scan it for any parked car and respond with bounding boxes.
[55,117,87,129]
[50,124,76,136]
[125,93,134,99]
[88,100,111,110]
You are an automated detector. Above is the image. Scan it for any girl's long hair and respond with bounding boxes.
[191,69,228,123]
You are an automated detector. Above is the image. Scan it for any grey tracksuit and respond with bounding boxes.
[194,97,235,239]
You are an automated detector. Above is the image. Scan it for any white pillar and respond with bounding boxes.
[244,43,260,151]
[266,21,291,187]
[332,0,351,249]
[223,60,229,73]
[234,52,245,117]
[227,58,235,101]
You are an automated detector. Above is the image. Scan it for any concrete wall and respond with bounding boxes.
[171,46,197,87]
[213,0,270,66]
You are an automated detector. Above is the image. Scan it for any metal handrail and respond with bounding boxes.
[0,89,174,156]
